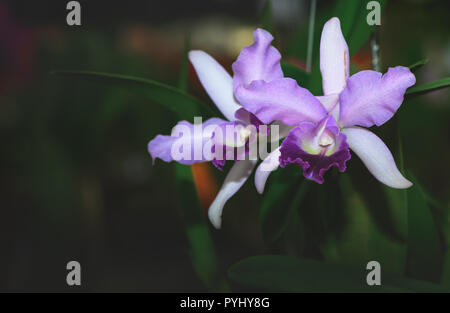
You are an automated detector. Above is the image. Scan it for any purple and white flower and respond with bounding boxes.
[148,29,290,228]
[236,17,416,188]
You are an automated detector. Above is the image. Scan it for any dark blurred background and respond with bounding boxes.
[0,0,448,292]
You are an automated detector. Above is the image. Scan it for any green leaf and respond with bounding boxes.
[260,0,273,33]
[443,251,450,288]
[229,255,375,292]
[228,255,447,292]
[376,115,407,245]
[408,59,428,72]
[286,2,334,62]
[281,61,309,86]
[331,0,361,38]
[259,169,305,243]
[406,173,444,283]
[333,173,407,275]
[51,70,214,120]
[259,169,306,243]
[174,164,227,291]
[346,0,386,57]
[406,77,450,97]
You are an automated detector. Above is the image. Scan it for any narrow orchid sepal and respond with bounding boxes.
[342,126,412,189]
[208,159,257,229]
[320,17,350,96]
[254,147,281,194]
[189,50,241,121]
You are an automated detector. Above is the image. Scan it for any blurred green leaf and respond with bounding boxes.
[51,70,214,120]
[331,1,361,38]
[331,173,407,275]
[316,174,341,237]
[346,0,386,57]
[443,252,450,288]
[370,116,407,248]
[174,164,226,291]
[229,255,376,292]
[281,61,309,86]
[305,0,317,72]
[286,2,333,63]
[228,255,447,292]
[408,59,428,72]
[406,173,444,283]
[259,169,305,243]
[423,191,449,213]
[382,186,407,239]
[406,77,450,97]
[260,0,273,33]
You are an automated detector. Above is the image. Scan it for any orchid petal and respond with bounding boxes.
[342,126,412,189]
[189,50,240,121]
[339,67,416,128]
[254,147,280,194]
[208,159,257,229]
[320,17,350,95]
[232,28,283,90]
[148,118,226,165]
[235,78,327,126]
[147,135,177,163]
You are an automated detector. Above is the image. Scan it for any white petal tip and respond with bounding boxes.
[208,211,222,229]
[208,199,224,229]
[327,17,341,26]
[254,171,265,194]
[404,181,413,188]
[188,50,204,62]
[388,179,413,189]
[254,149,280,194]
[256,184,264,195]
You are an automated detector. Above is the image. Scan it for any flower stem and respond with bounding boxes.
[306,0,317,73]
[370,29,381,72]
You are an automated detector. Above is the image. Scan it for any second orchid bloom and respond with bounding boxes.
[148,17,416,229]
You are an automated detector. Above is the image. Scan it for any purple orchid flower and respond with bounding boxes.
[235,17,416,189]
[148,29,291,228]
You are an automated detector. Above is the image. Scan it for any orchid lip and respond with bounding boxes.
[280,115,351,184]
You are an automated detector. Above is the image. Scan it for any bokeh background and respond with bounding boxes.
[0,0,449,292]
